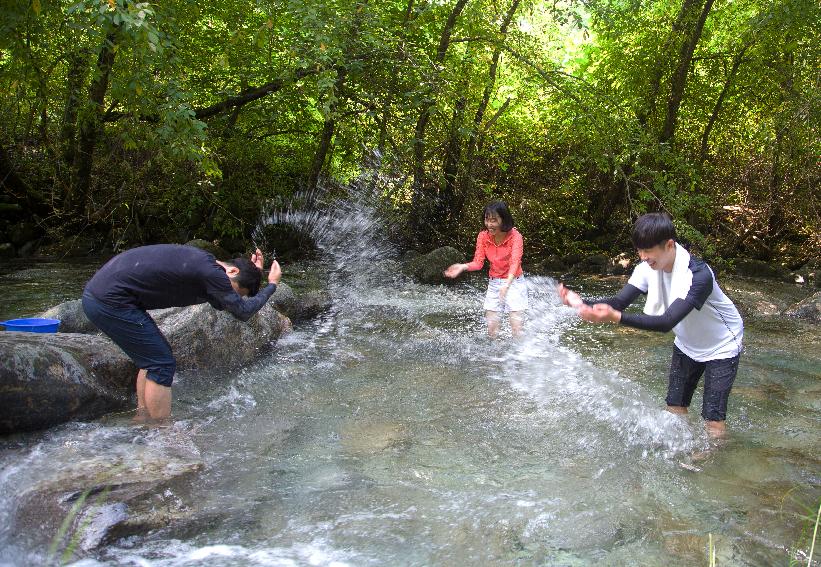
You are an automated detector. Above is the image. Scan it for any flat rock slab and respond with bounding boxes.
[0,333,136,434]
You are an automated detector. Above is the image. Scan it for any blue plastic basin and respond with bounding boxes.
[0,318,61,333]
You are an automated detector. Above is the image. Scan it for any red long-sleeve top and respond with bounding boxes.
[464,228,524,279]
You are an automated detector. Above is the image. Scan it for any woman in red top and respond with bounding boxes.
[444,201,528,338]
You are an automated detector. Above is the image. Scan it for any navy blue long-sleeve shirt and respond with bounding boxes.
[85,244,275,321]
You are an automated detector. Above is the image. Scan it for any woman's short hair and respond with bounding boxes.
[229,257,263,296]
[483,201,514,232]
[631,212,677,249]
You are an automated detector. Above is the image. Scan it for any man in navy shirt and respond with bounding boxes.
[82,244,281,420]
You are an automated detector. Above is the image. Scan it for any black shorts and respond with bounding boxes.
[666,345,740,421]
[82,292,176,387]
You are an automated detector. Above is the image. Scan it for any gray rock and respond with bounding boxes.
[733,259,792,281]
[529,255,567,274]
[0,333,136,434]
[571,254,609,275]
[402,246,464,284]
[783,291,821,323]
[795,258,820,288]
[157,301,289,371]
[270,282,331,322]
[38,297,290,370]
[0,242,15,259]
[40,299,98,334]
[13,428,204,555]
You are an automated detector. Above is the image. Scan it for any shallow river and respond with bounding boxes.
[0,206,819,566]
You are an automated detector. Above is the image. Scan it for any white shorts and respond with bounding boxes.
[483,276,528,313]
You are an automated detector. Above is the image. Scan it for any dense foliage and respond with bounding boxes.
[1,0,818,264]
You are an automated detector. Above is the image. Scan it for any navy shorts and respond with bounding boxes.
[82,292,176,387]
[666,345,739,421]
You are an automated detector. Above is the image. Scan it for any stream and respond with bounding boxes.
[0,192,818,566]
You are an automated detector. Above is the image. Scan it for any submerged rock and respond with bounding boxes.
[402,246,464,284]
[12,427,206,557]
[269,282,332,323]
[159,301,290,371]
[783,290,821,323]
[0,333,136,434]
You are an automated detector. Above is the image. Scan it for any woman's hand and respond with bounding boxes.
[499,283,510,301]
[444,263,466,278]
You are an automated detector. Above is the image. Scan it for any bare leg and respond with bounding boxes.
[486,310,500,339]
[136,369,148,410]
[509,311,524,338]
[667,405,688,415]
[144,379,172,420]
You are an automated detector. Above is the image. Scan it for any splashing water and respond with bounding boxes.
[1,170,817,565]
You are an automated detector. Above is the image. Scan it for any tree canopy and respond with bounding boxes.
[1,0,818,263]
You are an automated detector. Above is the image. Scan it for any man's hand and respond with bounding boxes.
[444,263,465,278]
[268,260,282,285]
[577,303,621,324]
[556,283,584,308]
[251,248,264,272]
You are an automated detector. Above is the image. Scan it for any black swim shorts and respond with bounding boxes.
[82,291,176,387]
[665,344,740,421]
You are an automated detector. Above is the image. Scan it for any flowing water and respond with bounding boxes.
[0,186,819,566]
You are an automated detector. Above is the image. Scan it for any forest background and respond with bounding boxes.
[1,0,818,268]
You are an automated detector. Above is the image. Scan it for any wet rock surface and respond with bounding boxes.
[402,246,464,284]
[12,426,206,558]
[0,333,136,434]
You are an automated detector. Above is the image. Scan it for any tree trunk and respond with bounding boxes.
[307,70,346,192]
[60,49,90,178]
[659,0,715,144]
[637,0,698,127]
[462,0,521,201]
[410,0,470,230]
[698,46,747,166]
[67,32,117,218]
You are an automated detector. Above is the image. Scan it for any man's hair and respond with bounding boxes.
[631,212,677,249]
[228,257,263,296]
[483,201,514,232]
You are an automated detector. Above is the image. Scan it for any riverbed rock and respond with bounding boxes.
[783,290,821,323]
[733,259,791,281]
[0,242,15,259]
[12,427,205,556]
[155,300,290,371]
[570,254,609,275]
[270,282,332,322]
[40,299,99,333]
[0,333,136,434]
[402,246,464,284]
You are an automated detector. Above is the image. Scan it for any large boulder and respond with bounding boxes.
[733,259,792,281]
[783,291,821,323]
[402,246,464,284]
[0,333,136,434]
[269,282,332,323]
[40,299,98,334]
[156,301,290,371]
[12,427,206,556]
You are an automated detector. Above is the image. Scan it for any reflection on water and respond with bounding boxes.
[0,185,819,566]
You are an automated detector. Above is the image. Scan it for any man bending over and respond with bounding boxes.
[82,244,281,420]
